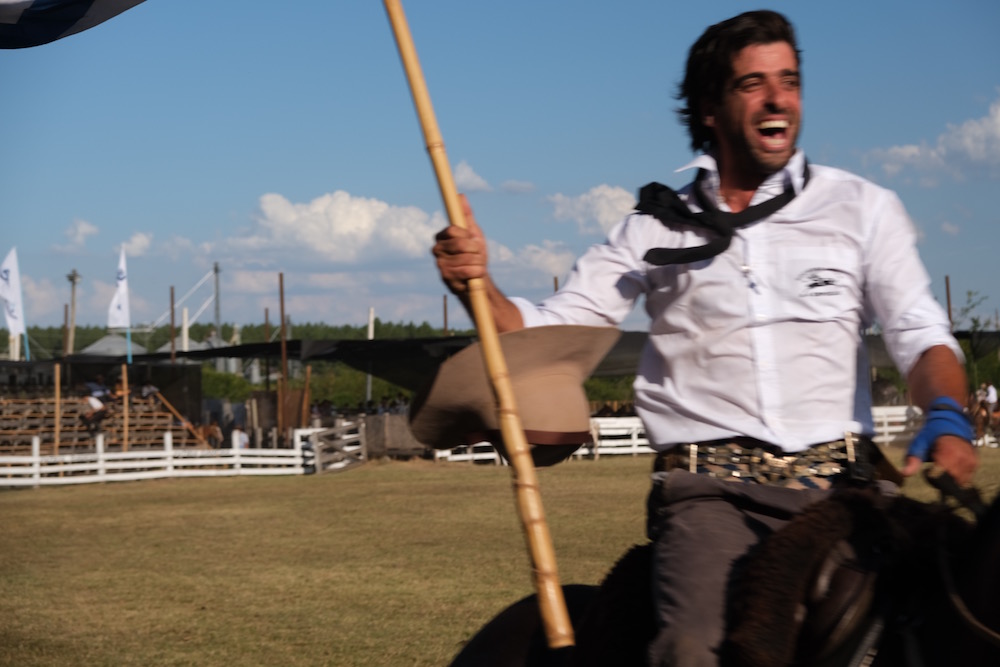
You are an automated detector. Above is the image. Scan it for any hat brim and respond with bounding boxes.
[409,325,621,466]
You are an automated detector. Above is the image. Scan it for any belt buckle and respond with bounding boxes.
[844,432,874,482]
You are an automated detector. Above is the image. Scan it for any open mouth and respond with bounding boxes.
[757,119,790,149]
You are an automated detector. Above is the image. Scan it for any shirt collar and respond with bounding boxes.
[675,150,808,207]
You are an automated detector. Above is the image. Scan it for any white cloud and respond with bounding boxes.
[122,232,153,257]
[549,184,636,235]
[160,236,198,261]
[483,237,577,289]
[86,279,148,324]
[20,274,62,323]
[228,270,284,295]
[54,218,99,252]
[518,241,577,278]
[302,272,362,290]
[226,190,440,265]
[501,179,536,194]
[941,221,960,236]
[454,160,492,192]
[868,95,1000,181]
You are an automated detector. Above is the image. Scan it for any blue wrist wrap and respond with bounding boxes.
[906,396,974,462]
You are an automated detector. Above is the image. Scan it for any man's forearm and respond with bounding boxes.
[907,344,968,410]
[456,275,525,333]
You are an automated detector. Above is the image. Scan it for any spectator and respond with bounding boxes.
[233,424,250,449]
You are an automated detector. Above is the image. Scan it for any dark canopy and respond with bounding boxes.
[42,329,952,390]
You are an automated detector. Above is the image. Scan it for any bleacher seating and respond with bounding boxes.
[0,395,201,455]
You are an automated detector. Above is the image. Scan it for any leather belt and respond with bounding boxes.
[654,433,876,490]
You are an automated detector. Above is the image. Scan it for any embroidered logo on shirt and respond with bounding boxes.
[797,268,843,297]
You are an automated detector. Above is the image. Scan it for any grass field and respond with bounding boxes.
[3,448,999,667]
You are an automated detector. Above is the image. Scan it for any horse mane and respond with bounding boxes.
[724,488,975,667]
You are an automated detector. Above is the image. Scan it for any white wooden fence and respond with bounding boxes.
[0,421,366,488]
[295,421,366,473]
[1,409,924,482]
[432,406,924,464]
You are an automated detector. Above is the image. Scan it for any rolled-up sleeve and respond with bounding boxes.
[513,216,651,329]
[863,190,963,375]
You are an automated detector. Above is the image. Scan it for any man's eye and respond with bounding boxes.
[737,79,762,93]
[782,76,800,89]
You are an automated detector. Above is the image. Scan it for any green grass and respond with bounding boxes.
[2,448,999,666]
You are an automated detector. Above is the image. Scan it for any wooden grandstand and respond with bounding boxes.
[0,392,205,456]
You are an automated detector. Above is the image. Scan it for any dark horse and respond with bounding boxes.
[449,475,1000,667]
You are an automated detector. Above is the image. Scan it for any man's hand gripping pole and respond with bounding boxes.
[383,0,574,649]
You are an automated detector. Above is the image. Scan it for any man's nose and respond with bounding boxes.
[762,78,782,105]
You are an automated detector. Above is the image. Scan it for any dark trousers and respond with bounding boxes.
[645,470,836,667]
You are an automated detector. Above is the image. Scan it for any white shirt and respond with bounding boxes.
[512,151,961,452]
[988,385,997,404]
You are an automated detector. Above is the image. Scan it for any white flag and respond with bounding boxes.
[108,246,130,329]
[0,247,26,336]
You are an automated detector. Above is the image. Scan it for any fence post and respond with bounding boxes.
[294,431,304,473]
[32,435,41,487]
[96,434,106,481]
[164,431,174,475]
[232,429,242,473]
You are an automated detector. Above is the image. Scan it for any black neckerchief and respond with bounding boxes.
[638,161,811,266]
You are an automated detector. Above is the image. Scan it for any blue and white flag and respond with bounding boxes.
[0,247,26,337]
[0,0,144,49]
[108,245,130,329]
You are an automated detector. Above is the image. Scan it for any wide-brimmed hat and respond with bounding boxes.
[409,325,621,466]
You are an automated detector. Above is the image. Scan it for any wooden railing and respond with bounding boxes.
[294,421,367,473]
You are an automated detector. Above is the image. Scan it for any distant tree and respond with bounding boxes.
[202,366,254,401]
[585,375,636,403]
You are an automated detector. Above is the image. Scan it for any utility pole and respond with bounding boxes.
[62,304,69,356]
[264,307,271,392]
[66,269,81,354]
[214,262,223,372]
[366,307,374,403]
[170,286,176,363]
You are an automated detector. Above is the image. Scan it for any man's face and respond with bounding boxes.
[704,41,801,179]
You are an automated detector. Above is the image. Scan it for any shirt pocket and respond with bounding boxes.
[776,246,862,322]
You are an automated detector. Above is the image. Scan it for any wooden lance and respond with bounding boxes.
[384,0,574,648]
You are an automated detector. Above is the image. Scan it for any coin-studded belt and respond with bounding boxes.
[653,433,876,490]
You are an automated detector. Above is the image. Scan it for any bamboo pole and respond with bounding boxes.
[384,0,573,648]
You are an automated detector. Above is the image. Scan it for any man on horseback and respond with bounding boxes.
[431,10,978,666]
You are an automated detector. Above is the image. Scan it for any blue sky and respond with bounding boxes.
[2,0,999,338]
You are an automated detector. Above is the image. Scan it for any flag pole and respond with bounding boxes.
[384,0,574,649]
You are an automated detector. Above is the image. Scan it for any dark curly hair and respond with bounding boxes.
[677,10,801,153]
